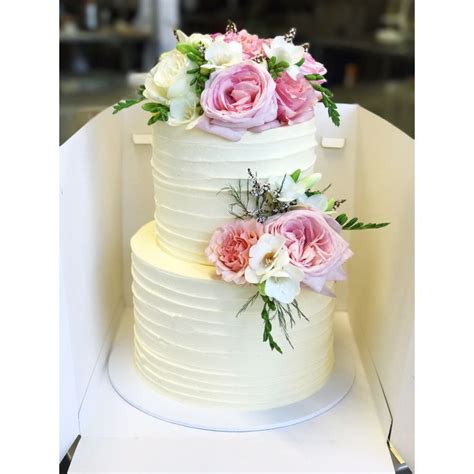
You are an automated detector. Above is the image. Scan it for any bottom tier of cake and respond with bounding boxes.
[131,222,336,411]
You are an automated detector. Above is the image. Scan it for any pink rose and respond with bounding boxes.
[197,61,278,141]
[300,52,327,78]
[264,209,353,295]
[300,52,327,101]
[206,219,264,284]
[212,30,270,58]
[275,72,318,124]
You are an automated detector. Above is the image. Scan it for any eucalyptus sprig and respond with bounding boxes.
[112,85,146,114]
[304,74,340,127]
[335,213,390,230]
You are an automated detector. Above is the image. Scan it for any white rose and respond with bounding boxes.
[245,234,303,304]
[144,49,193,106]
[263,36,304,79]
[168,93,200,127]
[203,38,243,69]
[175,29,212,47]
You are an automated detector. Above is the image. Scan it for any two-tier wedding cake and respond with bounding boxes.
[114,22,388,412]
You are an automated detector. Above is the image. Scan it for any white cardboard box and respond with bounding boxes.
[60,103,414,473]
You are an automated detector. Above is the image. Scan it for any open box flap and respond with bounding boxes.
[348,107,414,468]
[59,264,79,460]
[59,109,126,457]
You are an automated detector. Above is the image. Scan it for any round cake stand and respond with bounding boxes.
[108,316,355,432]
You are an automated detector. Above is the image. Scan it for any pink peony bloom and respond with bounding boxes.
[197,61,278,141]
[206,219,264,284]
[300,52,327,101]
[264,209,353,295]
[275,72,318,125]
[212,30,270,58]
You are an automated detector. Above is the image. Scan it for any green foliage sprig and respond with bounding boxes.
[304,74,340,127]
[176,43,214,94]
[267,56,290,79]
[112,85,146,114]
[335,213,390,230]
[142,102,170,125]
[237,287,310,354]
[260,295,283,354]
[112,85,170,124]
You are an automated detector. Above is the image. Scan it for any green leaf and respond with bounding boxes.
[308,81,340,127]
[325,198,335,211]
[290,169,302,182]
[258,282,266,296]
[340,215,390,230]
[260,297,283,354]
[186,67,200,74]
[200,66,213,76]
[112,97,143,114]
[147,114,162,126]
[275,60,289,69]
[295,57,305,67]
[186,52,203,65]
[343,217,358,229]
[335,213,348,225]
[304,73,325,81]
[176,43,199,55]
[141,102,161,113]
[112,84,146,114]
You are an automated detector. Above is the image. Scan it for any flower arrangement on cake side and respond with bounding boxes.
[112,21,339,141]
[207,169,389,353]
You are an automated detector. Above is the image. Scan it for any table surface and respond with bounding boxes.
[69,310,395,473]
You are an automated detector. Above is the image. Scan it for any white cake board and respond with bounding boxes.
[108,314,355,432]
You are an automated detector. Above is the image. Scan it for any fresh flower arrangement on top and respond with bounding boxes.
[113,21,339,141]
[206,169,389,353]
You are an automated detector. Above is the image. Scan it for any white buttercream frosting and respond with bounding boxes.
[132,222,335,410]
[151,119,318,265]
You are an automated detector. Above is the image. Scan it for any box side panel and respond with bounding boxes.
[120,107,155,307]
[348,107,414,468]
[60,108,124,412]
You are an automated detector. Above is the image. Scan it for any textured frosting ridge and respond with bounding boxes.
[151,119,318,265]
[132,223,335,410]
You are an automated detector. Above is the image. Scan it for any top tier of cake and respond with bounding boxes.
[151,119,318,265]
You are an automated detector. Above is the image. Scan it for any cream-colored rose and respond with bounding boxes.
[168,93,200,127]
[144,50,193,106]
[203,38,243,69]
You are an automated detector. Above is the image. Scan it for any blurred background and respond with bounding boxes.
[60,0,414,144]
